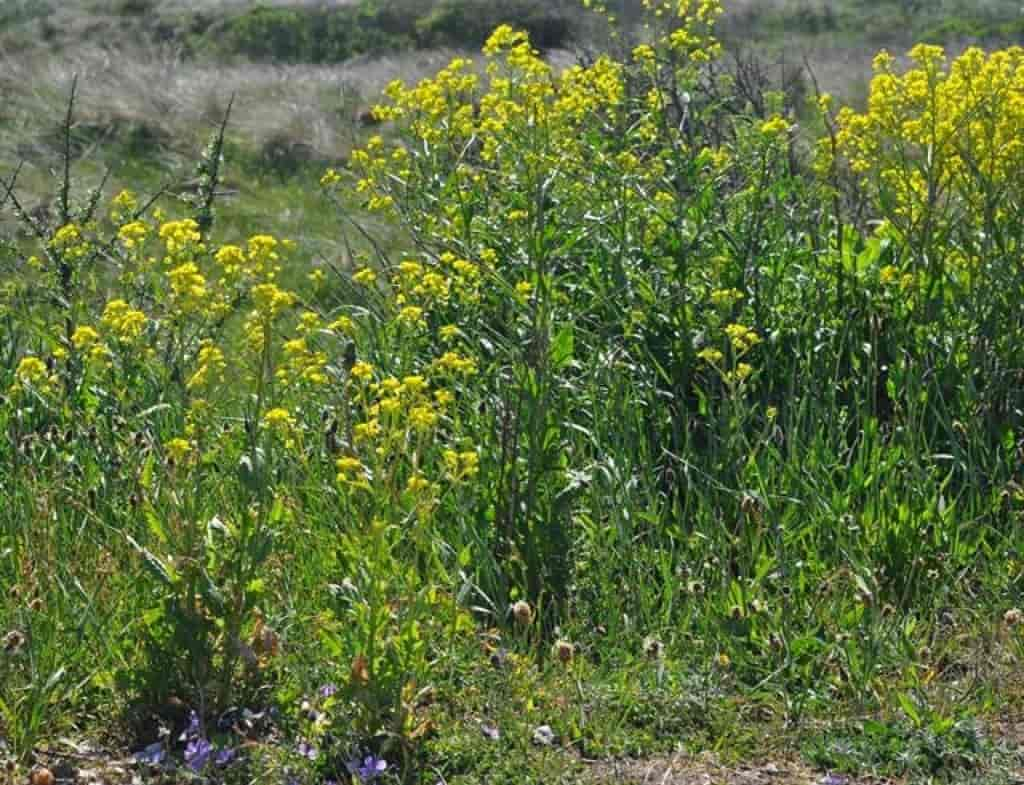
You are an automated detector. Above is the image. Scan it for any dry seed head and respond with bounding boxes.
[553,639,574,664]
[3,629,25,653]
[30,767,55,785]
[1005,608,1023,627]
[642,635,664,660]
[511,600,533,625]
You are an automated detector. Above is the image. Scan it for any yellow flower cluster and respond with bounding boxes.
[724,323,761,353]
[110,189,138,224]
[251,283,296,319]
[278,337,329,386]
[187,341,227,390]
[443,449,480,482]
[164,437,193,463]
[12,356,52,394]
[118,220,149,250]
[167,262,208,312]
[100,299,147,342]
[49,223,91,263]
[159,219,204,258]
[262,407,297,441]
[831,45,1024,238]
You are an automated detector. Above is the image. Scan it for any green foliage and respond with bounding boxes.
[416,0,573,50]
[805,710,987,778]
[207,0,573,65]
[211,3,414,64]
[0,0,53,30]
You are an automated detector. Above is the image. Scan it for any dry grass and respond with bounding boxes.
[0,41,483,169]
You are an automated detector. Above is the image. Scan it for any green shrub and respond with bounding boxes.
[417,0,573,50]
[214,3,413,64]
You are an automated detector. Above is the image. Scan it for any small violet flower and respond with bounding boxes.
[297,740,318,760]
[134,741,166,766]
[181,710,202,741]
[185,737,214,772]
[215,747,237,767]
[319,683,338,698]
[348,755,388,782]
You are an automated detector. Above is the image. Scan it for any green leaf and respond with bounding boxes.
[550,325,574,370]
[897,691,922,727]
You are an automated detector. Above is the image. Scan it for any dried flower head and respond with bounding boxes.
[2,629,25,654]
[642,635,664,660]
[553,639,574,664]
[511,600,533,625]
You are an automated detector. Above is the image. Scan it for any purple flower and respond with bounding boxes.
[297,740,318,760]
[215,747,237,767]
[319,683,338,698]
[348,755,387,782]
[134,741,166,766]
[181,710,202,741]
[185,737,214,772]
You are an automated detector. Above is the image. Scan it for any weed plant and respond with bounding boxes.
[4,1,1024,782]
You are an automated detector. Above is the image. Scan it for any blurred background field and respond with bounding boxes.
[3,0,1024,257]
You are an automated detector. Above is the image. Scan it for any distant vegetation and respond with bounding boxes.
[202,0,574,63]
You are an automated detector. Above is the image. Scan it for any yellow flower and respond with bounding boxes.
[397,306,425,326]
[697,347,723,364]
[320,168,342,187]
[187,341,226,390]
[336,456,369,486]
[353,268,378,286]
[632,44,656,63]
[165,438,192,462]
[251,283,295,318]
[435,351,477,375]
[262,407,296,432]
[444,449,480,481]
[401,375,428,394]
[483,24,528,57]
[408,405,438,431]
[759,115,790,138]
[158,219,202,257]
[354,419,381,441]
[71,326,100,350]
[215,244,246,276]
[110,189,138,222]
[710,288,743,308]
[117,221,149,250]
[167,262,208,309]
[724,324,760,352]
[15,356,48,384]
[351,361,374,381]
[329,315,355,334]
[406,473,431,494]
[434,389,454,407]
[99,300,147,342]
